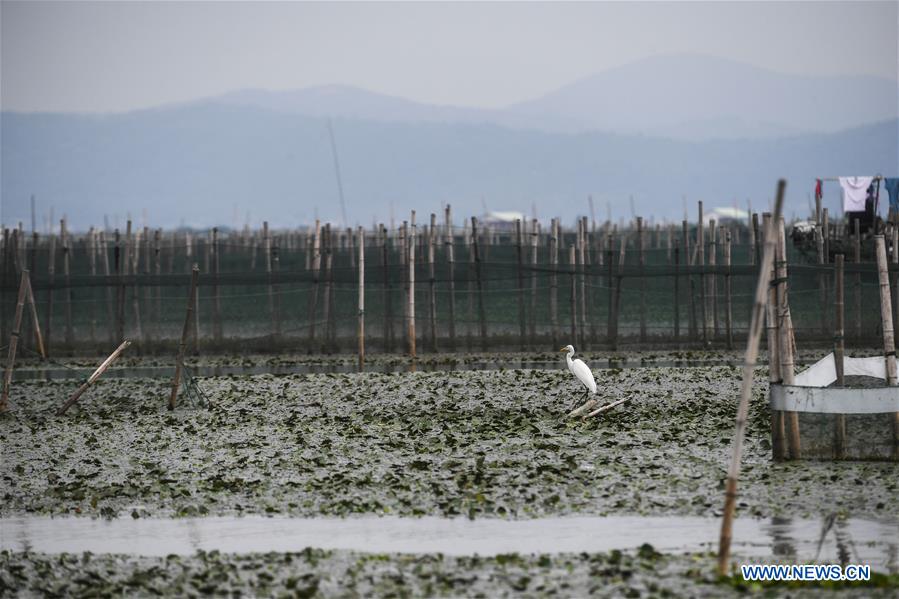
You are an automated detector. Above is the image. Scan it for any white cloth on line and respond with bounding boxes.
[792,352,887,387]
[839,176,874,212]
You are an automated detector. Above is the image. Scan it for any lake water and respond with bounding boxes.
[2,515,896,569]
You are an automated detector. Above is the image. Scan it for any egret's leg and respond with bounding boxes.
[568,388,588,412]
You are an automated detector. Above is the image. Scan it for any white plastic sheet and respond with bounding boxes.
[792,353,886,388]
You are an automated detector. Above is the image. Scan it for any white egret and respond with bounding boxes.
[559,345,596,411]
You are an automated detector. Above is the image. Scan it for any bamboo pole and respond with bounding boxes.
[777,216,801,460]
[529,219,538,348]
[322,225,334,353]
[682,220,695,342]
[550,218,559,348]
[408,214,416,358]
[834,254,846,458]
[709,219,718,340]
[717,180,784,577]
[115,231,125,343]
[381,224,394,352]
[1,271,30,411]
[749,213,757,266]
[698,201,708,344]
[854,219,861,341]
[817,215,827,337]
[606,234,614,343]
[611,234,626,350]
[87,228,97,344]
[211,227,221,342]
[170,266,199,410]
[57,340,132,416]
[577,216,595,349]
[893,227,899,343]
[637,217,646,343]
[569,244,577,343]
[358,227,365,371]
[445,207,456,352]
[24,272,45,359]
[874,235,899,459]
[428,214,437,352]
[264,222,277,337]
[764,213,786,460]
[471,216,487,351]
[127,221,143,344]
[307,220,321,350]
[674,244,681,342]
[271,236,281,339]
[0,229,7,347]
[516,219,526,350]
[45,232,56,354]
[724,229,733,350]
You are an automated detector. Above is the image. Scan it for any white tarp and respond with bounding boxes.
[792,353,886,388]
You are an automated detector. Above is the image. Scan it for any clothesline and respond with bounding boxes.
[816,175,887,182]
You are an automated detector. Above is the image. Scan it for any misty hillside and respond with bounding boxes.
[202,55,898,141]
[2,104,897,229]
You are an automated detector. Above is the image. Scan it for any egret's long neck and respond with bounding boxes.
[566,350,574,366]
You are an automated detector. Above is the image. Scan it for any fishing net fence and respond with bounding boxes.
[1,224,896,355]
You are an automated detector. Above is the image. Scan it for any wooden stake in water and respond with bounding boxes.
[854,219,861,341]
[516,219,526,350]
[674,244,681,342]
[764,214,785,461]
[874,236,899,458]
[24,271,45,359]
[550,218,559,348]
[212,227,222,343]
[1,271,30,411]
[408,214,416,358]
[170,266,199,410]
[428,214,437,352]
[637,217,646,343]
[307,220,322,351]
[724,229,733,349]
[717,179,784,577]
[357,227,365,371]
[776,216,801,460]
[529,219,539,347]
[57,340,132,416]
[445,206,456,352]
[834,254,846,458]
[471,216,487,351]
[569,244,577,342]
[698,201,708,344]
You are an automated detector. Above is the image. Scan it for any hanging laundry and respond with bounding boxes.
[886,178,899,211]
[839,176,874,212]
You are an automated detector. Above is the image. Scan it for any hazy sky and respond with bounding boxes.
[2,1,897,113]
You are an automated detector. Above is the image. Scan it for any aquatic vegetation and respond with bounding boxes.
[2,364,895,520]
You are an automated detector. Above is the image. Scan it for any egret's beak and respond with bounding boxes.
[558,347,567,352]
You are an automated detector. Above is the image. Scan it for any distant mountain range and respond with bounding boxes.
[3,106,896,230]
[204,54,898,141]
[1,54,897,229]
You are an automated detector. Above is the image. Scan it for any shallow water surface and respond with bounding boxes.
[2,515,896,569]
[11,358,745,380]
